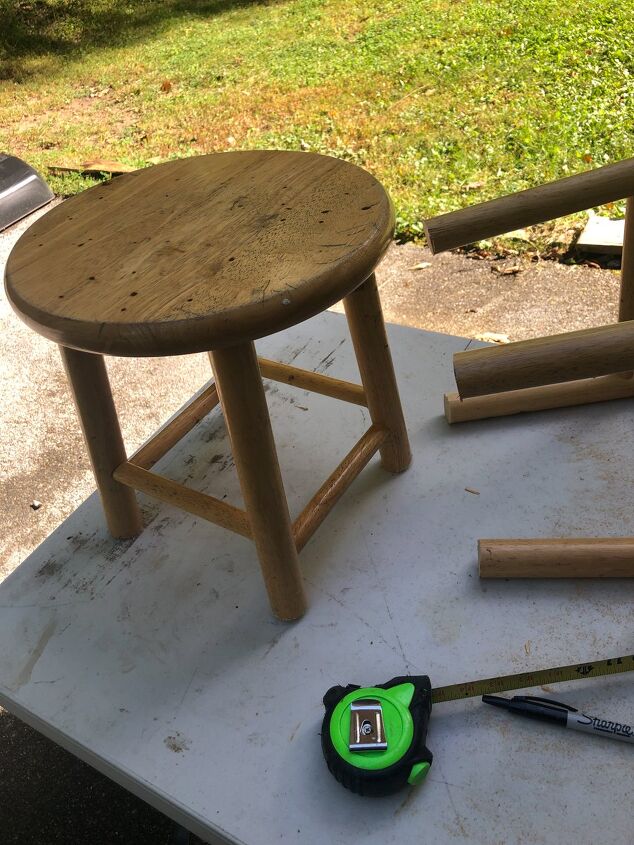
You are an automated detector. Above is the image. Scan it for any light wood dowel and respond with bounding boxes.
[444,372,634,423]
[258,357,367,406]
[210,342,306,621]
[344,274,412,473]
[60,346,142,538]
[113,461,251,538]
[618,197,634,321]
[130,383,220,470]
[479,538,634,578]
[424,157,634,254]
[453,320,634,398]
[293,425,388,552]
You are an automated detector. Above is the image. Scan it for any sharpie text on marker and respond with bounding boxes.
[483,694,634,746]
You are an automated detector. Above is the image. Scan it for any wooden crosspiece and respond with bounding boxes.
[425,157,634,578]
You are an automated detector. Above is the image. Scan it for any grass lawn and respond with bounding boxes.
[1,0,633,241]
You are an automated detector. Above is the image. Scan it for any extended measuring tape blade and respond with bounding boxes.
[431,655,634,704]
[322,656,633,795]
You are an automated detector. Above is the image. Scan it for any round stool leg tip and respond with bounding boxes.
[381,449,413,474]
[271,597,308,622]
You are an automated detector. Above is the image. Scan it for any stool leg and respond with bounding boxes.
[210,342,307,621]
[343,273,412,473]
[60,346,142,539]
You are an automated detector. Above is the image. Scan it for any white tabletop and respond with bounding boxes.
[1,313,632,844]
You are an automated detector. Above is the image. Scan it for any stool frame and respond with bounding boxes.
[60,274,411,621]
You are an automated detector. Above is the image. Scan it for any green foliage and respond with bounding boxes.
[45,170,109,197]
[1,0,633,240]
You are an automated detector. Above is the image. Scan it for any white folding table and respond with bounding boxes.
[1,313,631,843]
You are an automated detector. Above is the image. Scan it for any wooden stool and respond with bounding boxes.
[5,151,411,621]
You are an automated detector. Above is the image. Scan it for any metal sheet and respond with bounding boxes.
[0,313,632,843]
[0,155,54,232]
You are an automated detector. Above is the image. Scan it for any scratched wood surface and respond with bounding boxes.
[0,315,631,844]
[5,151,393,355]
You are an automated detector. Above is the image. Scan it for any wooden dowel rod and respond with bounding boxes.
[618,197,634,321]
[444,372,634,423]
[424,157,634,254]
[60,346,142,538]
[293,425,387,552]
[344,274,412,473]
[130,383,220,470]
[211,342,306,621]
[114,461,252,539]
[479,538,634,578]
[258,357,366,406]
[453,320,634,398]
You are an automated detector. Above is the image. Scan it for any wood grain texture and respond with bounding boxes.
[444,372,634,423]
[424,157,634,254]
[479,538,634,578]
[293,424,387,552]
[210,342,306,621]
[258,357,366,406]
[60,346,142,538]
[48,161,137,176]
[343,274,412,472]
[6,151,394,356]
[618,197,634,321]
[113,462,251,538]
[130,383,220,470]
[453,320,634,398]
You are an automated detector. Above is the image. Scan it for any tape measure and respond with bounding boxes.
[321,655,634,796]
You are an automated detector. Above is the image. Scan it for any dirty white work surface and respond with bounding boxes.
[0,313,632,844]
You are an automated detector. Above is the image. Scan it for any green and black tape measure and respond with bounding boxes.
[322,655,634,796]
[322,676,433,796]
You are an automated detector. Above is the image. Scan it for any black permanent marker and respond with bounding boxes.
[483,694,634,745]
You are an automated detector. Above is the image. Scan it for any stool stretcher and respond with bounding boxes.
[293,424,388,551]
[114,366,387,553]
[258,357,367,406]
[114,461,252,539]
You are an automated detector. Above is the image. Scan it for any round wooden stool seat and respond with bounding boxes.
[5,151,393,356]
